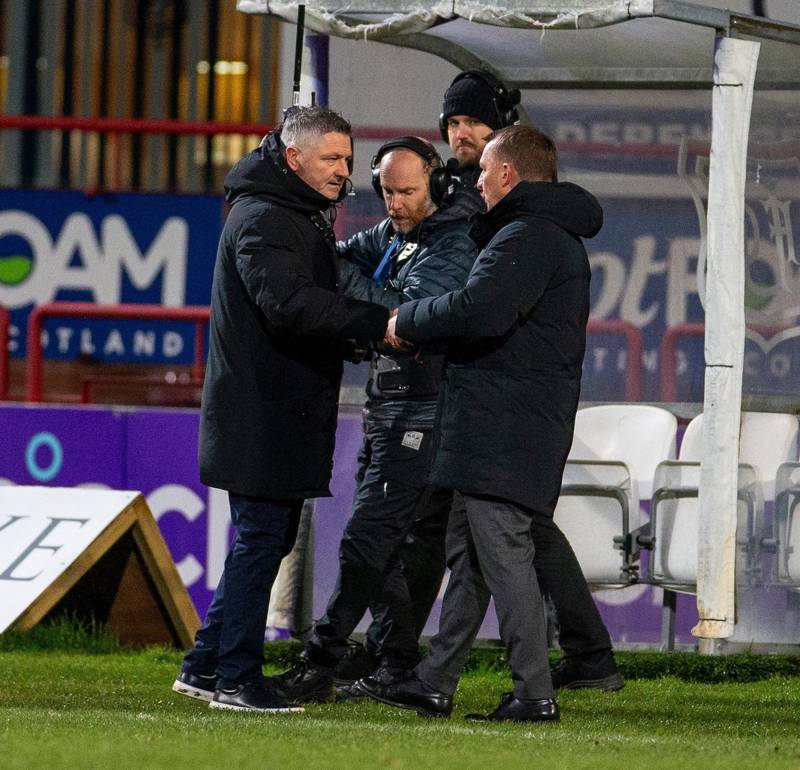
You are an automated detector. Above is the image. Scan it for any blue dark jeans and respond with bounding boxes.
[182,493,303,688]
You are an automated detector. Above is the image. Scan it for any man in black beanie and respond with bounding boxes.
[439,69,522,188]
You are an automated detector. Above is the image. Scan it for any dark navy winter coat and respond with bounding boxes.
[395,181,603,513]
[199,138,389,499]
[336,185,479,401]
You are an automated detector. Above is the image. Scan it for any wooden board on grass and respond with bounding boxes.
[0,486,199,647]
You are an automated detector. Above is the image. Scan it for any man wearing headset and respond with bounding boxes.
[440,69,523,192]
[313,73,620,698]
[269,137,478,704]
[438,71,622,694]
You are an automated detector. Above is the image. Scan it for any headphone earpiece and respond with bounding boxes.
[371,165,383,200]
[263,131,287,170]
[371,136,453,208]
[438,113,449,144]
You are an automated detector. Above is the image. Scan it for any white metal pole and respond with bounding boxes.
[693,34,759,646]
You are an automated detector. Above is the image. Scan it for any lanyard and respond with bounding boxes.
[372,236,403,286]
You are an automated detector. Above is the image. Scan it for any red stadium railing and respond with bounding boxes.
[586,318,643,401]
[660,323,705,402]
[660,322,796,402]
[80,374,204,405]
[0,114,720,191]
[0,115,721,153]
[22,304,644,404]
[0,116,451,192]
[0,115,444,142]
[0,306,10,401]
[26,302,209,403]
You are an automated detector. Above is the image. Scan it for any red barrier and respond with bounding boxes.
[0,306,9,401]
[26,302,209,403]
[0,115,720,156]
[660,323,705,402]
[660,322,796,402]
[586,319,643,401]
[24,304,643,403]
[80,374,204,405]
[0,115,274,136]
[0,115,445,143]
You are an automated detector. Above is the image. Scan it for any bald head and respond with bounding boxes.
[377,148,437,234]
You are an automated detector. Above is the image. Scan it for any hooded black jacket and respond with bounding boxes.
[199,138,389,499]
[336,182,478,400]
[395,181,602,512]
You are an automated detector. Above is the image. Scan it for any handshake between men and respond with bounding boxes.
[383,308,412,351]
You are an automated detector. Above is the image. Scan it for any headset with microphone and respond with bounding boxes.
[438,70,521,143]
[370,136,453,207]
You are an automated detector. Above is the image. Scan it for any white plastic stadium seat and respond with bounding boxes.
[651,411,799,591]
[771,454,800,589]
[553,404,678,588]
[649,411,798,648]
[648,413,704,591]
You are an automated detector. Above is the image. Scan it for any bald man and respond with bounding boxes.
[270,138,478,704]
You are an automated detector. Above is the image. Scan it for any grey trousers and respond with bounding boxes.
[416,493,553,701]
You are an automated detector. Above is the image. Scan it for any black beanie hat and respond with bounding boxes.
[441,71,505,130]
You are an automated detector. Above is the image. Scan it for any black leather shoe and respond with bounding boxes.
[358,672,452,718]
[551,651,624,691]
[333,643,379,686]
[172,670,217,702]
[266,652,336,704]
[209,681,304,713]
[466,692,560,723]
[358,663,410,688]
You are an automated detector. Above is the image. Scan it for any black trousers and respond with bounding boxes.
[364,487,450,656]
[308,401,449,667]
[532,507,612,658]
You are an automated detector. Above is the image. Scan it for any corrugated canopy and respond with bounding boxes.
[237,0,800,88]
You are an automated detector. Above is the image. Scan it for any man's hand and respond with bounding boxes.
[384,314,413,351]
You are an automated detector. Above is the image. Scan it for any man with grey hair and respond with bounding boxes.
[172,105,389,714]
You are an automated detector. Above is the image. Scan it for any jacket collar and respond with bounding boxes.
[468,181,603,247]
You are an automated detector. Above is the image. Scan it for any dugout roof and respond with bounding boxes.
[237,0,800,89]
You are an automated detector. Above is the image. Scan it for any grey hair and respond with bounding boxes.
[279,105,352,150]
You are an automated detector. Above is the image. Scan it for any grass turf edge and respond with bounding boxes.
[2,619,799,683]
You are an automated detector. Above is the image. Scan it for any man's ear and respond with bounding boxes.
[285,145,301,172]
[501,162,512,187]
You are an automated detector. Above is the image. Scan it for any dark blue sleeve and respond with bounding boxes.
[396,221,556,343]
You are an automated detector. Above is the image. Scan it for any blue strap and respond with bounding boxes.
[372,236,403,286]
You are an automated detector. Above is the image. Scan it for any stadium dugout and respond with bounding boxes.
[238,0,800,653]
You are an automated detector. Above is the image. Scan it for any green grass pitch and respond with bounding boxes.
[2,628,800,769]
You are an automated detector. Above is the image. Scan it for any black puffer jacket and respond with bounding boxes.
[455,165,484,207]
[199,138,389,499]
[337,184,478,400]
[396,181,602,513]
